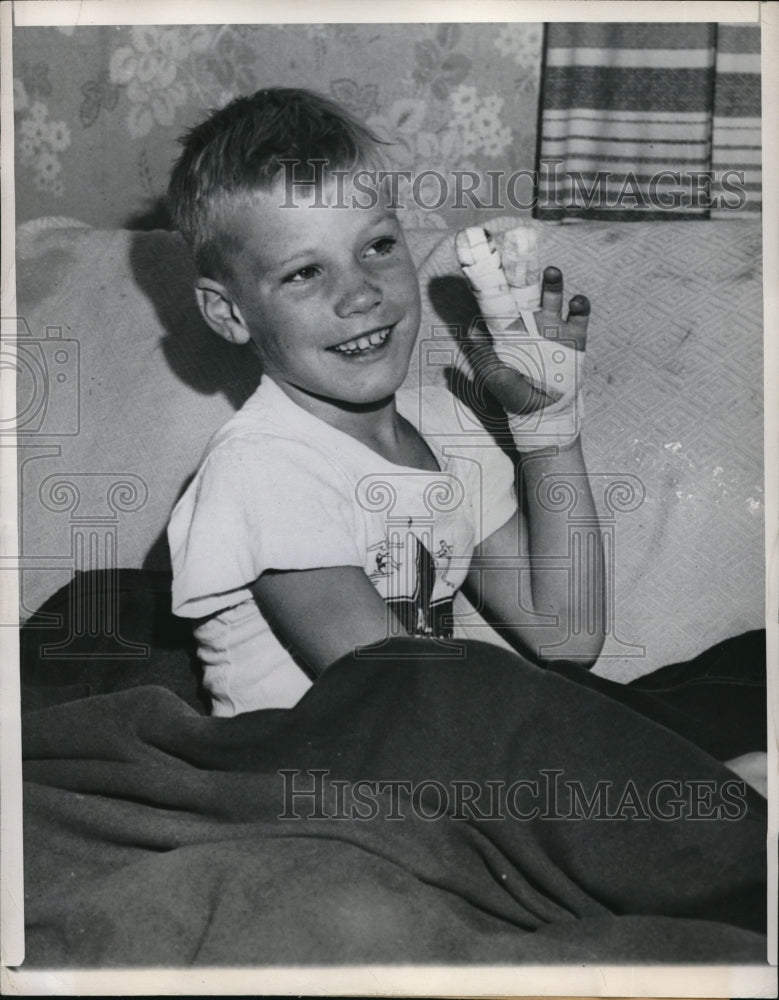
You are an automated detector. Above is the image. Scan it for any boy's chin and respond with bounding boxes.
[328,352,416,406]
[331,375,411,411]
[276,372,409,414]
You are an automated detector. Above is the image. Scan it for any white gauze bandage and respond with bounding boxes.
[455,225,584,450]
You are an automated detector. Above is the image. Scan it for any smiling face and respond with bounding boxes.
[203,177,421,426]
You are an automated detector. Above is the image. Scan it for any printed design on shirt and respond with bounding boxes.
[433,539,455,589]
[369,534,455,639]
[368,538,402,579]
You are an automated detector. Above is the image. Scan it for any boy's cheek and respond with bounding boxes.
[392,258,422,305]
[396,272,421,316]
[406,296,422,340]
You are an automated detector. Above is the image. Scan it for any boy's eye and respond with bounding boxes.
[283,265,319,284]
[365,237,396,257]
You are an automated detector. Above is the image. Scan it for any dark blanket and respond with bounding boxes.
[19,573,768,968]
[22,662,768,968]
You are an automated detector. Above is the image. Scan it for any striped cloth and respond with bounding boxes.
[710,25,762,219]
[535,23,761,221]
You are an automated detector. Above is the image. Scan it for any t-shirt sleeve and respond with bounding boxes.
[168,435,362,619]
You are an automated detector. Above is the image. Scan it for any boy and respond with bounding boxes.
[167,88,605,716]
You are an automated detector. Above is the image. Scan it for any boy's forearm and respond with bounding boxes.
[517,438,606,665]
[466,437,606,667]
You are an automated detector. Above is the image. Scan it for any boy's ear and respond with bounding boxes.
[194,278,252,345]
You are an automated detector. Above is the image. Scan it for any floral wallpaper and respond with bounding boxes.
[13,22,542,230]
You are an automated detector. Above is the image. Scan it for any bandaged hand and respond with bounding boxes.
[455,226,589,451]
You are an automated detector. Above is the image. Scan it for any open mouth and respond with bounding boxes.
[330,326,392,356]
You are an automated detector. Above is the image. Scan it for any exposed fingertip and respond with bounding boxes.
[543,266,563,286]
[568,294,590,316]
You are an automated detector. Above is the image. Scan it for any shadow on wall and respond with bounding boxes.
[123,196,174,232]
[127,221,263,574]
[127,227,263,412]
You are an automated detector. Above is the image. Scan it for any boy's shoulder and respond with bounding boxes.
[205,377,314,454]
[191,379,324,487]
[196,377,372,487]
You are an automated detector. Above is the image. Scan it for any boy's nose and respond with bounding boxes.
[334,275,382,317]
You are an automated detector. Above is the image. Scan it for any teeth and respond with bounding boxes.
[333,327,390,354]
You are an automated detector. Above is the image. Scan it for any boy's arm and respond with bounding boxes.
[460,260,606,667]
[251,566,403,676]
[464,436,605,667]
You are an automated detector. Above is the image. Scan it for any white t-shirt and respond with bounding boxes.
[168,377,517,716]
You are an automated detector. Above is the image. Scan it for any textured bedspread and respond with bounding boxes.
[21,635,766,968]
